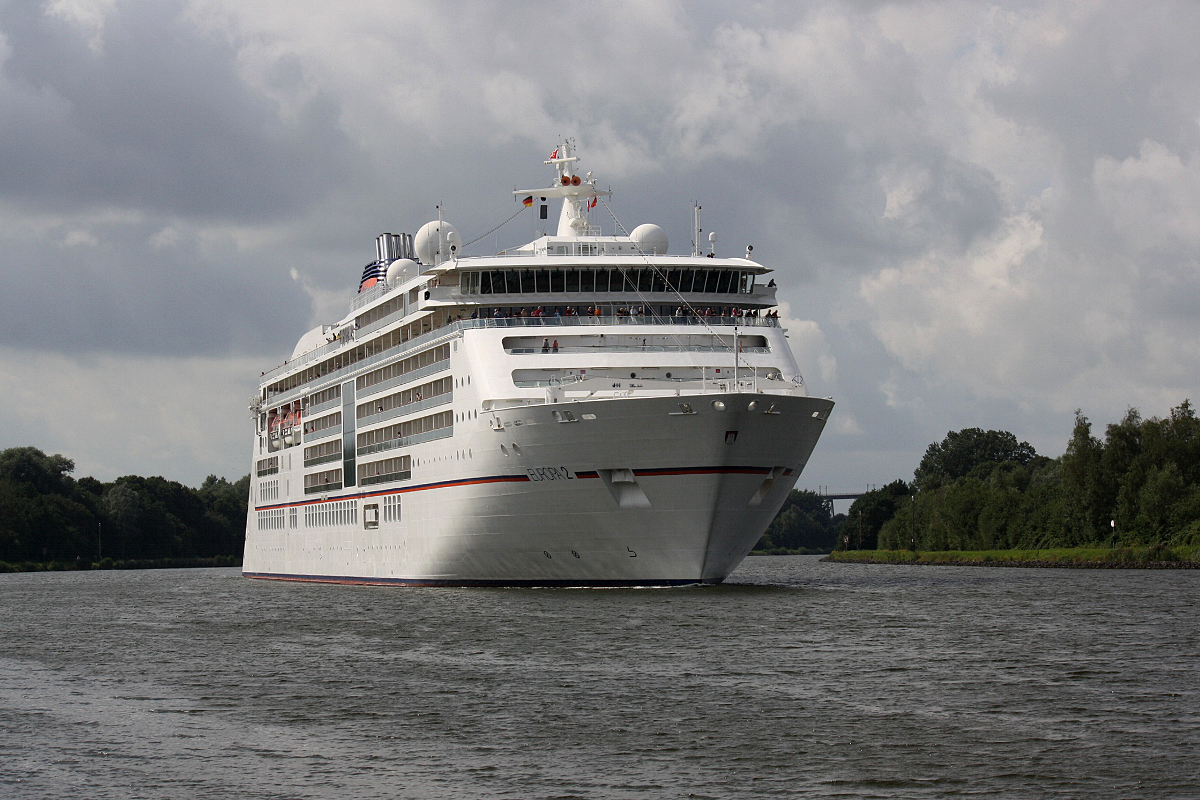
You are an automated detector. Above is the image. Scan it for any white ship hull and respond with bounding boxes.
[243,391,830,585]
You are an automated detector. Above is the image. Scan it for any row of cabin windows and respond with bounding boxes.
[358,377,451,419]
[304,468,342,491]
[356,343,451,392]
[305,384,340,409]
[303,411,341,436]
[304,498,356,527]
[256,509,286,530]
[355,294,404,330]
[358,455,412,483]
[303,439,341,462]
[357,410,453,449]
[265,311,450,400]
[255,456,279,477]
[459,268,753,296]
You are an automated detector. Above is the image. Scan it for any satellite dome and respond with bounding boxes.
[414,221,463,265]
[387,258,417,286]
[630,223,668,255]
[291,325,327,359]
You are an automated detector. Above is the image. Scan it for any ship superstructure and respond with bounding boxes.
[243,143,833,585]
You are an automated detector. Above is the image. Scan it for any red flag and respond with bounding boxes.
[550,148,558,159]
[587,197,597,210]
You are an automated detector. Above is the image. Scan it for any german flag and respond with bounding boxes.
[522,195,533,207]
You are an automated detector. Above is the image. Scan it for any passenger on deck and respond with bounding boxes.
[541,339,550,353]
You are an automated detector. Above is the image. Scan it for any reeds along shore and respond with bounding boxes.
[825,545,1200,568]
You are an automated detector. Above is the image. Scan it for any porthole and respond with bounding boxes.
[630,372,636,378]
[712,400,727,411]
[501,445,509,456]
[666,372,672,378]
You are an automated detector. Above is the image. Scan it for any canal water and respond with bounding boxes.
[1,556,1196,798]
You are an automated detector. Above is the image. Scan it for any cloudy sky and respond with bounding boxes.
[2,0,1197,491]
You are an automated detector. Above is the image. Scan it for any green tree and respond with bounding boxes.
[845,480,911,549]
[914,428,1037,492]
[757,489,842,551]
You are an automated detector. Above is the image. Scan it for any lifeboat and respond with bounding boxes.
[283,410,297,446]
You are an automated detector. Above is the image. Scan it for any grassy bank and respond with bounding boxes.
[0,555,243,574]
[752,547,834,556]
[824,545,1200,568]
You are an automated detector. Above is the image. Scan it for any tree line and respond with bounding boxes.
[842,400,1200,551]
[8,399,1196,564]
[0,446,249,566]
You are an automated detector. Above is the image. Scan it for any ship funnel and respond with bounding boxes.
[376,233,414,264]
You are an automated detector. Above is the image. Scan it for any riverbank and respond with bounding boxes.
[824,545,1200,568]
[0,555,242,573]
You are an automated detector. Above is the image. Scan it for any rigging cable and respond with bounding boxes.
[462,206,526,249]
[598,198,738,351]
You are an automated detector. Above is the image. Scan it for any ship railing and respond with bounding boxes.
[355,392,452,429]
[356,426,454,458]
[355,358,451,401]
[305,397,341,416]
[359,470,412,487]
[261,314,778,397]
[262,323,458,397]
[457,315,780,329]
[348,281,399,313]
[506,345,771,355]
[302,452,342,469]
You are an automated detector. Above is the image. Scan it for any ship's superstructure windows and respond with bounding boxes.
[358,455,412,486]
[256,456,279,477]
[355,294,403,330]
[356,344,450,392]
[382,495,401,523]
[304,384,340,410]
[266,320,439,401]
[303,468,343,494]
[357,411,453,453]
[358,377,451,419]
[303,411,341,437]
[258,479,280,502]
[461,267,752,296]
[303,499,357,527]
[303,439,341,467]
[256,508,285,530]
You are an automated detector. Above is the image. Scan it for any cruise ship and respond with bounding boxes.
[242,143,833,585]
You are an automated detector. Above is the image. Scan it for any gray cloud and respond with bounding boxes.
[0,0,357,218]
[1,0,1197,490]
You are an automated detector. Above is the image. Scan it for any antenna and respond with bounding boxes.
[692,203,702,257]
[708,230,717,256]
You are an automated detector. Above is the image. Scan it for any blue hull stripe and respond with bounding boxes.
[242,571,721,588]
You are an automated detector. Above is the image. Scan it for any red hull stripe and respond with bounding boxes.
[256,473,531,511]
[254,465,780,512]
